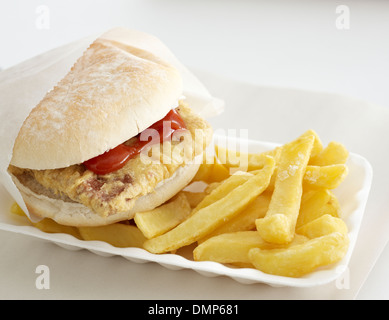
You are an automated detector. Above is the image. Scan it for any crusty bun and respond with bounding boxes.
[9,161,200,227]
[10,38,183,170]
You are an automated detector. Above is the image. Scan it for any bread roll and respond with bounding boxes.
[11,39,182,170]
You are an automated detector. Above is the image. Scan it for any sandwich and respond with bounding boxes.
[7,36,213,227]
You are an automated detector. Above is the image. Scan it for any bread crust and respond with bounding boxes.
[10,39,182,170]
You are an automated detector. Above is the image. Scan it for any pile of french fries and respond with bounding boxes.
[11,129,351,278]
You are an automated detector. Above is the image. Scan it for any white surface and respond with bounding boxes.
[0,138,373,288]
[0,0,388,299]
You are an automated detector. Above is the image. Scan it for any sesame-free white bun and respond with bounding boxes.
[10,161,200,226]
[10,38,183,170]
[8,30,214,227]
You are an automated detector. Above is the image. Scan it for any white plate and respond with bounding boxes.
[0,136,373,288]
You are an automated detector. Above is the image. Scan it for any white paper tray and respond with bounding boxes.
[0,136,373,288]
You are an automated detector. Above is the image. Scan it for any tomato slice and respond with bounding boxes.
[83,108,187,175]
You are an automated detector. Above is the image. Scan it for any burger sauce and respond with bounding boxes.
[83,109,186,175]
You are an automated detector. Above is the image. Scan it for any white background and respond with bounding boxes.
[0,0,388,300]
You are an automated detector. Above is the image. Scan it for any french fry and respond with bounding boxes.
[296,189,340,228]
[303,164,348,189]
[198,192,271,243]
[10,202,26,217]
[180,191,207,208]
[215,145,282,171]
[207,162,230,183]
[10,202,81,238]
[205,182,222,194]
[214,129,321,191]
[194,231,270,264]
[248,232,349,277]
[78,223,146,248]
[320,191,341,218]
[134,193,191,239]
[194,231,308,265]
[143,156,275,254]
[250,212,349,277]
[296,214,348,238]
[255,134,315,244]
[191,156,230,183]
[265,129,323,192]
[191,171,258,215]
[299,129,323,158]
[33,218,82,239]
[269,164,348,192]
[309,141,349,166]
